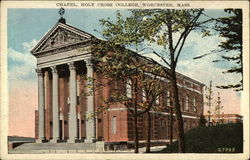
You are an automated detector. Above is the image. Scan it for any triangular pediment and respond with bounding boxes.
[31,22,94,55]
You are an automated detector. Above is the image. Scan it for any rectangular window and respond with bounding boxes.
[167,91,170,107]
[77,96,80,105]
[114,81,118,90]
[111,116,117,134]
[193,98,196,112]
[142,89,146,102]
[185,96,189,111]
[126,80,132,98]
[156,95,160,105]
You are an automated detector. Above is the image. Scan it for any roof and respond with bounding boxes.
[31,20,95,55]
[31,19,205,87]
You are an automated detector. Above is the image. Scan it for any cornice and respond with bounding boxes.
[35,41,92,58]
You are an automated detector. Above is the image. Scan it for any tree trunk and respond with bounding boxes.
[170,69,185,153]
[145,111,151,153]
[133,114,139,153]
[133,79,139,153]
[170,106,173,144]
[167,20,185,153]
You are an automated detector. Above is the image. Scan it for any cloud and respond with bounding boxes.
[141,31,241,115]
[176,32,241,87]
[22,39,38,53]
[8,39,37,87]
[176,32,241,114]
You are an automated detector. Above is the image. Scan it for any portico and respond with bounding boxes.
[32,17,96,143]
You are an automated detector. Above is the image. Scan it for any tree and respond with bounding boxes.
[194,9,243,91]
[92,45,142,153]
[141,69,169,153]
[214,92,223,125]
[132,9,207,153]
[205,80,213,127]
[214,9,242,91]
[94,9,208,153]
[92,11,172,153]
[92,40,168,153]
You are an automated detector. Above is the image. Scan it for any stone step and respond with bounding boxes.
[14,142,97,151]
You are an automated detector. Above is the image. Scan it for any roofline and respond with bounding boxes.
[127,49,205,87]
[31,22,59,54]
[31,21,95,54]
[32,21,205,87]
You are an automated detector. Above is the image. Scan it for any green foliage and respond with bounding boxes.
[93,9,207,153]
[99,11,145,48]
[159,123,243,153]
[214,9,242,91]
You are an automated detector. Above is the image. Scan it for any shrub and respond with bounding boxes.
[159,123,243,153]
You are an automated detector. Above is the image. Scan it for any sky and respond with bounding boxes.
[7,9,241,138]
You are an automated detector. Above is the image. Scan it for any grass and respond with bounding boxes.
[158,123,243,153]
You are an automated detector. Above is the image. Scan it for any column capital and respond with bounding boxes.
[50,66,58,74]
[85,59,93,67]
[68,62,75,70]
[36,68,43,76]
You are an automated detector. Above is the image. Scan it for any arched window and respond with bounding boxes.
[111,116,117,134]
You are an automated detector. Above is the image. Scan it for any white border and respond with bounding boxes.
[1,1,249,160]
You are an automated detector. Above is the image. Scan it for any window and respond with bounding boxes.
[181,97,185,111]
[67,97,70,104]
[76,79,80,105]
[126,80,132,98]
[167,91,170,107]
[185,96,189,111]
[160,119,165,127]
[114,81,118,90]
[193,98,196,112]
[111,116,117,134]
[77,96,80,105]
[156,95,160,105]
[98,119,102,123]
[142,89,146,102]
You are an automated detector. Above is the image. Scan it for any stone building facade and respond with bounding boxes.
[32,17,204,144]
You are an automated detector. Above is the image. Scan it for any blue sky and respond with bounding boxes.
[8,9,233,70]
[7,8,241,93]
[8,9,130,52]
[7,8,242,137]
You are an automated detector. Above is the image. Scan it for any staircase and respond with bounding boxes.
[9,142,103,154]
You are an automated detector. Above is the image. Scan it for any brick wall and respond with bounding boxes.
[35,68,204,143]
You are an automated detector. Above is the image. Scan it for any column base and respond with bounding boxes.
[85,138,96,143]
[36,138,45,143]
[50,139,59,143]
[67,138,77,143]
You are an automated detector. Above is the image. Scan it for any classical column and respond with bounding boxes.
[85,59,96,143]
[68,62,77,143]
[36,68,45,143]
[51,66,59,143]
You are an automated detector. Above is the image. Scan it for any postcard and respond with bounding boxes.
[1,1,249,160]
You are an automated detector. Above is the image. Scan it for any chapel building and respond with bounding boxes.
[32,16,205,144]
